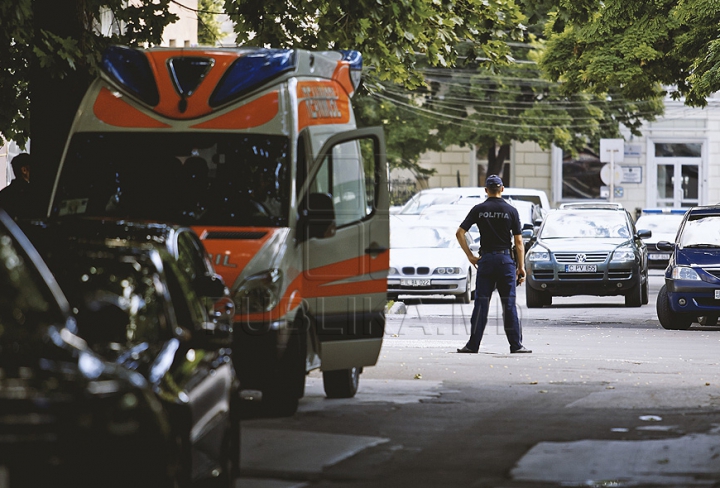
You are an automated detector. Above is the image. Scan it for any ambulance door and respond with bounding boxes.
[298,127,388,372]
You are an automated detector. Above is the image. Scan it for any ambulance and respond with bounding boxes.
[48,45,389,416]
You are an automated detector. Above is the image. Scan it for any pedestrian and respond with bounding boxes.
[455,174,532,354]
[0,153,32,219]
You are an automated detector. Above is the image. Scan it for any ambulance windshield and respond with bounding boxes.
[52,132,290,227]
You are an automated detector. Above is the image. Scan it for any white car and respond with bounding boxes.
[388,222,476,303]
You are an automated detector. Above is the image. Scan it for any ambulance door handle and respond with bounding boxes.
[365,246,387,255]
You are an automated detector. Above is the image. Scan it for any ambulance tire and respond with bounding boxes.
[263,320,307,417]
[323,367,360,399]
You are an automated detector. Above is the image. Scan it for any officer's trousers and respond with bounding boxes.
[464,252,523,352]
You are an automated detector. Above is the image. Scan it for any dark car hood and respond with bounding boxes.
[535,237,630,253]
[675,247,720,267]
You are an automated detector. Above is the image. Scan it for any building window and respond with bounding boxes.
[654,143,702,157]
[559,146,604,200]
[169,39,176,47]
[184,40,190,47]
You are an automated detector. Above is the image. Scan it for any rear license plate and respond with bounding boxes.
[715,290,720,300]
[401,279,430,287]
[648,253,670,260]
[565,264,597,272]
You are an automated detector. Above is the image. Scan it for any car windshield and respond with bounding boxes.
[0,227,67,364]
[540,211,630,239]
[635,215,684,235]
[391,227,459,249]
[399,193,460,215]
[679,215,720,247]
[52,132,290,227]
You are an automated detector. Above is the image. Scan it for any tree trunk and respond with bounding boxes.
[485,143,511,184]
[30,0,89,217]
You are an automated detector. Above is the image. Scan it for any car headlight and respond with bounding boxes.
[527,251,550,262]
[611,249,635,262]
[671,266,701,281]
[233,269,283,314]
[435,267,462,275]
[388,267,398,275]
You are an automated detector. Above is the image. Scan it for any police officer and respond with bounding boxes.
[455,175,531,354]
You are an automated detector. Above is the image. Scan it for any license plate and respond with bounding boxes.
[715,290,720,300]
[401,279,430,287]
[649,253,670,260]
[565,264,597,272]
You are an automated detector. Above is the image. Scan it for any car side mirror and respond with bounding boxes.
[657,241,675,251]
[298,193,336,241]
[522,229,533,239]
[636,229,652,239]
[522,223,534,231]
[470,242,480,252]
[533,219,543,227]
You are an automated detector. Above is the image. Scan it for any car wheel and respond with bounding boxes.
[526,284,548,308]
[323,366,360,399]
[455,271,472,304]
[625,283,642,307]
[641,277,649,305]
[656,284,692,330]
[698,315,718,326]
[262,316,307,417]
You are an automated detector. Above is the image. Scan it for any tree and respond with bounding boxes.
[538,1,720,107]
[222,0,527,89]
[198,0,224,46]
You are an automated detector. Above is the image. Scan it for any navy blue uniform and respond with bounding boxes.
[459,196,524,353]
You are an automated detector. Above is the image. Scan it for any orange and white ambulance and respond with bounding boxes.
[48,46,389,415]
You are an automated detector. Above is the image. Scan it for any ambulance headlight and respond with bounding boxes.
[233,269,283,314]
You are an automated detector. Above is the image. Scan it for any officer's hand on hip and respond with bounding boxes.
[468,254,479,267]
[516,267,526,286]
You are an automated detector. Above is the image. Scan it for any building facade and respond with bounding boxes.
[393,93,720,214]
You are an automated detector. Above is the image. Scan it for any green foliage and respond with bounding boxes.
[540,0,720,107]
[354,90,441,178]
[0,0,178,146]
[198,0,224,46]
[223,0,527,89]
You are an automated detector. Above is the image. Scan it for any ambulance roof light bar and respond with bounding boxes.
[209,49,296,107]
[340,50,363,91]
[101,45,160,107]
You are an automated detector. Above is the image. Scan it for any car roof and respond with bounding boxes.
[558,202,624,210]
[640,208,687,215]
[683,205,720,219]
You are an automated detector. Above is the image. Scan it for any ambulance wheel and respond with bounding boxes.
[263,319,307,417]
[323,367,360,399]
[657,285,692,330]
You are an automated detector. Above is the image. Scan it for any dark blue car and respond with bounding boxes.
[656,205,720,329]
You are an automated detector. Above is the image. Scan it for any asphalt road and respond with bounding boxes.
[239,271,720,488]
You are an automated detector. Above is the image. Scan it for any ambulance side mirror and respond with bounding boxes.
[298,193,336,241]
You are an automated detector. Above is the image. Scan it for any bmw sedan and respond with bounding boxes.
[388,222,476,303]
[525,208,651,308]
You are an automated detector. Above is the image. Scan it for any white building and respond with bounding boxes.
[395,92,720,214]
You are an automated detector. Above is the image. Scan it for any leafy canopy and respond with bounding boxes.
[539,0,720,107]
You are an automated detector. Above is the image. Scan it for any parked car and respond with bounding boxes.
[0,210,191,488]
[525,207,651,308]
[21,219,235,331]
[656,205,720,329]
[36,236,240,486]
[634,208,687,269]
[388,222,476,303]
